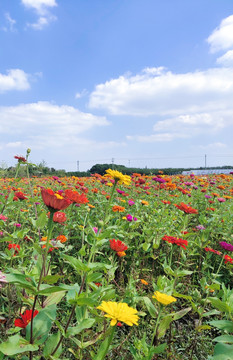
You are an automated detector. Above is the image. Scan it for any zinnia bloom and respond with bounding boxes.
[105,169,131,185]
[140,279,148,285]
[64,189,89,204]
[162,236,188,250]
[15,309,39,328]
[14,155,27,163]
[112,205,125,212]
[109,239,128,252]
[14,191,27,200]
[53,211,67,223]
[219,242,233,252]
[152,291,177,306]
[41,189,72,211]
[174,202,198,214]
[97,301,139,326]
[204,247,222,256]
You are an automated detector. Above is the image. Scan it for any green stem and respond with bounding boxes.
[95,325,116,360]
[151,305,162,346]
[102,181,118,226]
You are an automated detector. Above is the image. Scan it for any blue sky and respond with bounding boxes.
[1,0,233,171]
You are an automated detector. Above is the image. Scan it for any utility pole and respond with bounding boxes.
[128,159,130,167]
[77,161,79,171]
[205,154,207,169]
[111,158,114,169]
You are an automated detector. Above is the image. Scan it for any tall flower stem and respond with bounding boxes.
[151,305,162,346]
[29,210,55,360]
[102,181,118,226]
[51,274,87,356]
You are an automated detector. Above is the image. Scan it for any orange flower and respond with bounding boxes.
[41,189,71,211]
[174,202,198,214]
[141,200,149,206]
[64,189,89,204]
[112,205,125,212]
[56,235,67,243]
[117,251,126,257]
[140,279,148,285]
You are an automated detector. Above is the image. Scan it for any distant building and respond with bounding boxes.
[182,169,233,175]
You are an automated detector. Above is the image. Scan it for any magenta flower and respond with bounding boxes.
[93,227,98,234]
[219,241,233,252]
[218,198,226,202]
[14,223,21,228]
[126,214,137,222]
[128,200,135,206]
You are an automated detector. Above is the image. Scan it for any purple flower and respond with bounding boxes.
[152,177,166,183]
[205,195,212,199]
[128,200,135,206]
[196,225,205,230]
[126,214,137,222]
[93,227,98,234]
[117,189,125,194]
[219,241,233,252]
[35,202,40,205]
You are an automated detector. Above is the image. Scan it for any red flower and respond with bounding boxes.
[162,236,188,250]
[204,247,222,256]
[174,202,198,214]
[41,189,71,211]
[64,189,89,204]
[224,255,233,264]
[53,211,67,223]
[8,243,20,255]
[15,309,39,328]
[109,239,128,252]
[14,191,27,200]
[14,155,27,162]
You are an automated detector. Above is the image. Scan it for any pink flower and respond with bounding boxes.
[0,214,8,221]
[14,223,21,228]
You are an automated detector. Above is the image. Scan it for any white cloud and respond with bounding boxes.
[21,0,57,15]
[3,13,16,32]
[89,67,233,116]
[207,15,233,53]
[22,0,57,29]
[75,89,88,99]
[6,142,24,148]
[0,101,109,149]
[127,133,188,143]
[217,50,233,67]
[0,69,30,93]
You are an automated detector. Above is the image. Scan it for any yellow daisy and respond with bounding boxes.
[97,301,139,326]
[105,169,131,185]
[152,291,177,306]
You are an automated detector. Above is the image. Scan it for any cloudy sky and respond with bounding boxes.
[1,0,233,171]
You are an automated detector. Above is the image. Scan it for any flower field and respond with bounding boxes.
[1,166,233,359]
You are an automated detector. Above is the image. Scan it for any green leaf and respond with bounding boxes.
[43,291,66,307]
[0,334,39,356]
[86,272,102,283]
[208,298,231,313]
[67,318,95,337]
[142,297,158,318]
[172,307,191,321]
[43,332,62,357]
[36,211,48,229]
[43,274,63,284]
[157,316,173,338]
[26,304,56,345]
[63,254,90,273]
[210,320,233,332]
[6,273,37,293]
[213,335,233,344]
[213,343,233,359]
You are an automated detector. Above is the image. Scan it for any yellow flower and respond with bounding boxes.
[152,291,177,305]
[97,301,139,326]
[105,169,131,185]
